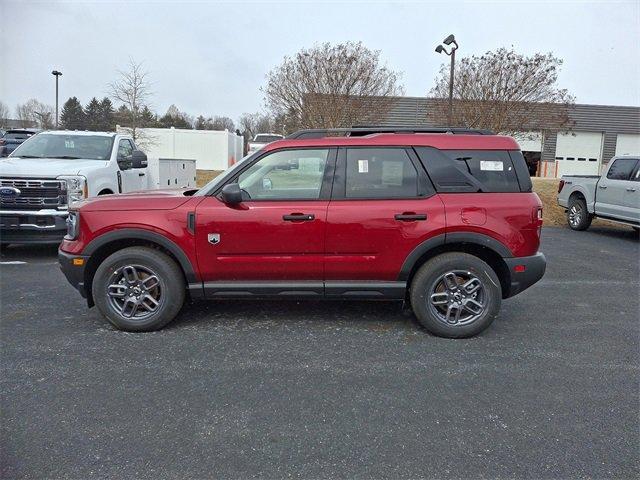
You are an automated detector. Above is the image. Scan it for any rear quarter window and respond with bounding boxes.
[415,147,523,193]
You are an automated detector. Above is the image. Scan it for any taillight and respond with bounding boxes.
[537,207,543,221]
[558,179,565,193]
[0,140,5,146]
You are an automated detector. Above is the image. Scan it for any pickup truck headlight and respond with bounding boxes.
[65,210,80,240]
[58,175,88,205]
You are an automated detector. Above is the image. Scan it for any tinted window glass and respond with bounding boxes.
[345,148,418,198]
[118,139,133,159]
[414,147,478,192]
[442,150,520,192]
[238,149,328,200]
[606,158,638,180]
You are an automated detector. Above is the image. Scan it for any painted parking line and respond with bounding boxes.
[0,261,27,265]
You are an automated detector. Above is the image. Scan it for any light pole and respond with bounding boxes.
[51,70,62,128]
[435,34,458,125]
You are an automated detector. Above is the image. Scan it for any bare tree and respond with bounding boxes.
[428,48,574,135]
[264,42,404,131]
[0,101,9,128]
[109,59,153,144]
[15,99,55,129]
[210,116,235,131]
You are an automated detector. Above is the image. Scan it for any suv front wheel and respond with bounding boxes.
[92,246,185,331]
[410,253,501,338]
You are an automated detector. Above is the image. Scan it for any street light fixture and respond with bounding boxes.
[51,70,62,128]
[435,34,458,125]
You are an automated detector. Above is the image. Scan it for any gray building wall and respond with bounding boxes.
[380,97,640,164]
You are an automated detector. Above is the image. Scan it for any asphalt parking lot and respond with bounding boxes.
[1,227,638,479]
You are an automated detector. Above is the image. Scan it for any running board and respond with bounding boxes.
[188,281,406,299]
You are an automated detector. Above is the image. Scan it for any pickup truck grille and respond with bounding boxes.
[0,178,66,210]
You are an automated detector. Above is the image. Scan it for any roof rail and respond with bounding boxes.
[286,126,495,139]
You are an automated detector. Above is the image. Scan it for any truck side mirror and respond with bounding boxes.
[131,150,148,169]
[221,183,243,205]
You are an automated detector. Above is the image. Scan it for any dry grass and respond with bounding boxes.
[196,170,223,187]
[195,170,625,229]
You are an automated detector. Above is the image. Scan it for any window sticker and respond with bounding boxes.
[480,160,503,171]
[358,159,369,173]
[382,160,403,186]
[65,140,75,148]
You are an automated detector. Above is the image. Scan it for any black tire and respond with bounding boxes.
[92,246,185,331]
[410,253,502,338]
[567,196,592,231]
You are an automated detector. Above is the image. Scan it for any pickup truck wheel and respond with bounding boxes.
[567,197,592,231]
[410,253,501,338]
[92,246,185,332]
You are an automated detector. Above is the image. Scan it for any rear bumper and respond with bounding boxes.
[58,248,89,299]
[503,252,546,298]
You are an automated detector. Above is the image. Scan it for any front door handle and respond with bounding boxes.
[395,213,427,221]
[626,187,637,192]
[283,213,315,222]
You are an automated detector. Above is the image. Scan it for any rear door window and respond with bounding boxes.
[345,148,419,198]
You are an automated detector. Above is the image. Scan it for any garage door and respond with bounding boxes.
[555,131,603,177]
[615,134,640,156]
[513,131,543,152]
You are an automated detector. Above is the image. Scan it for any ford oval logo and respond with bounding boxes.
[0,187,21,198]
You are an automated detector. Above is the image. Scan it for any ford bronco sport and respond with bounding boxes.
[59,127,546,338]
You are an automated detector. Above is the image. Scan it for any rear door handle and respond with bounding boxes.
[395,213,427,221]
[598,185,608,189]
[283,213,315,222]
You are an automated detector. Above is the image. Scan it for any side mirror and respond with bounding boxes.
[131,150,148,169]
[221,183,243,205]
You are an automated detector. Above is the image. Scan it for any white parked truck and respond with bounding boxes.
[557,155,640,231]
[247,133,284,154]
[0,131,196,245]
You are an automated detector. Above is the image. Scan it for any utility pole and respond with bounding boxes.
[51,70,63,128]
[435,35,459,125]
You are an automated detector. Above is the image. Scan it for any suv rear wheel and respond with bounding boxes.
[92,246,185,331]
[410,253,501,338]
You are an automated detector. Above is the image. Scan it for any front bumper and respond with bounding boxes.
[503,252,546,298]
[0,209,68,244]
[58,248,89,299]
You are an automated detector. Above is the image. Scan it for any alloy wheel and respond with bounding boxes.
[569,204,582,227]
[106,264,163,320]
[428,270,486,326]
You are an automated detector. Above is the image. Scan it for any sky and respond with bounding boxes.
[1,0,639,123]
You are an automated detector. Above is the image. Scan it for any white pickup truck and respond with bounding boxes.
[247,133,284,154]
[557,155,640,231]
[0,130,196,245]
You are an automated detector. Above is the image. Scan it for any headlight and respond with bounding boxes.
[65,211,80,240]
[58,175,87,206]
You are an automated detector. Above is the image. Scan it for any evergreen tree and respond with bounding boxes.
[60,97,86,130]
[114,105,132,128]
[139,106,158,127]
[84,97,101,131]
[98,97,115,131]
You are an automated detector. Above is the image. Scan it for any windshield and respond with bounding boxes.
[253,134,282,143]
[10,133,114,160]
[4,132,34,140]
[193,151,259,196]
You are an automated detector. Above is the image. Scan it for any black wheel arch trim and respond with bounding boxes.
[397,232,513,281]
[82,228,197,283]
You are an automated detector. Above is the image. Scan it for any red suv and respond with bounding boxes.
[59,127,545,338]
